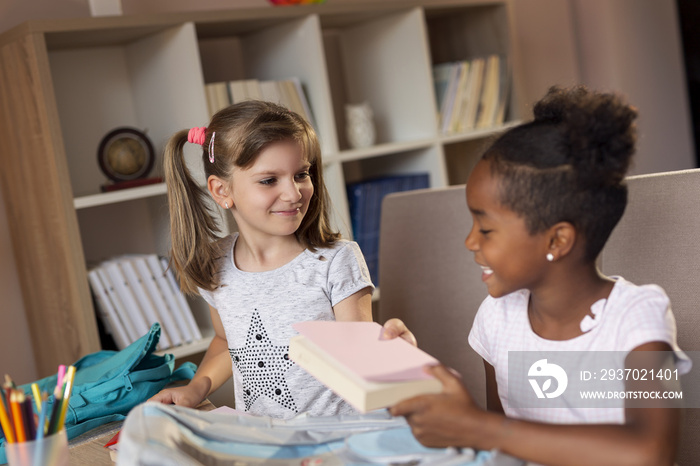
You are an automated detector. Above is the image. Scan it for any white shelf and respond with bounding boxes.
[74,183,167,209]
[439,120,523,144]
[155,336,214,359]
[336,138,437,163]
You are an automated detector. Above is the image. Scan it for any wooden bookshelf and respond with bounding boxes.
[0,0,523,376]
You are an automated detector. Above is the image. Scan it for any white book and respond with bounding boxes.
[118,258,171,350]
[289,77,316,128]
[87,269,131,350]
[131,256,184,347]
[439,62,463,134]
[227,80,247,104]
[447,61,469,134]
[476,54,500,129]
[462,57,485,132]
[260,80,282,105]
[102,261,151,341]
[144,255,195,343]
[290,321,443,413]
[160,257,203,341]
[243,79,262,101]
[95,266,140,344]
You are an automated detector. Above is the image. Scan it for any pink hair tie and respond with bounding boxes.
[188,127,206,145]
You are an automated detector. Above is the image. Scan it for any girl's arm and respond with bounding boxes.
[332,286,373,322]
[333,287,418,345]
[149,305,232,407]
[391,341,679,466]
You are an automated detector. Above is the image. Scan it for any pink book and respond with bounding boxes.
[290,321,442,412]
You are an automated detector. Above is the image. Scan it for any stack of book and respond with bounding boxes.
[433,54,510,135]
[87,254,202,351]
[204,77,315,128]
[346,173,430,284]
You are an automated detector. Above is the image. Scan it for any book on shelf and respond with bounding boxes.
[87,254,202,350]
[433,54,507,134]
[227,80,247,105]
[118,259,173,350]
[346,173,430,284]
[205,78,315,127]
[459,57,485,133]
[205,81,231,118]
[131,256,184,347]
[475,54,501,130]
[289,321,443,413]
[142,255,195,343]
[100,260,154,347]
[87,269,131,350]
[160,258,202,340]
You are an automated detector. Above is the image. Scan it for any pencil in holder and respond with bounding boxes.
[4,429,69,466]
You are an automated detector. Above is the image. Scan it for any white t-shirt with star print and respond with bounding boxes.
[199,233,374,419]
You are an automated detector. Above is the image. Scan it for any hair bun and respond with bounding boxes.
[534,86,638,187]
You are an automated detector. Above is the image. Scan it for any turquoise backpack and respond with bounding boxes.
[0,323,196,463]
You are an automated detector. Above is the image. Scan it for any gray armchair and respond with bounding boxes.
[378,169,700,464]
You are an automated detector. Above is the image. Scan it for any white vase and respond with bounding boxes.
[345,102,376,149]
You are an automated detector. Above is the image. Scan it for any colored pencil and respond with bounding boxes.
[31,383,42,415]
[10,391,26,443]
[35,399,47,442]
[56,365,66,393]
[21,393,35,440]
[45,387,63,436]
[0,388,14,443]
[56,365,76,432]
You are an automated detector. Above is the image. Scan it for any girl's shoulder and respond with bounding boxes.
[608,276,669,309]
[307,239,359,260]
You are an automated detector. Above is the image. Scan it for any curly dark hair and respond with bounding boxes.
[482,85,638,260]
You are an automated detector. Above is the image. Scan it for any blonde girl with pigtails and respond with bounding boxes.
[150,100,413,418]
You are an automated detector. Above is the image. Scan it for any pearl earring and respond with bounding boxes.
[546,253,554,262]
[224,202,229,209]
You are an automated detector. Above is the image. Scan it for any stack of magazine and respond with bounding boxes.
[87,254,202,351]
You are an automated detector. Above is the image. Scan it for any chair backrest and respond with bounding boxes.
[377,185,488,407]
[600,168,700,466]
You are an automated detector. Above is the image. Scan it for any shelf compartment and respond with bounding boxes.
[321,7,437,150]
[197,15,337,155]
[49,22,210,199]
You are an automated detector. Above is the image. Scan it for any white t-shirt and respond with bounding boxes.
[199,233,374,418]
[468,277,691,424]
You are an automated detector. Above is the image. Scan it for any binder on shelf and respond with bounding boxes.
[144,255,196,343]
[118,259,172,350]
[160,257,203,341]
[290,321,442,413]
[87,269,131,350]
[101,261,153,345]
[346,173,430,284]
[131,256,184,347]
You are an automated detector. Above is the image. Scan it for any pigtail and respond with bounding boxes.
[163,129,222,294]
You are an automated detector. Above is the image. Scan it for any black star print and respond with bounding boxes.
[229,310,297,412]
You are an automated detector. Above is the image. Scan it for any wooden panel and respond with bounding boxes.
[0,33,100,376]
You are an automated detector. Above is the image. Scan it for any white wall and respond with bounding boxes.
[0,0,696,382]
